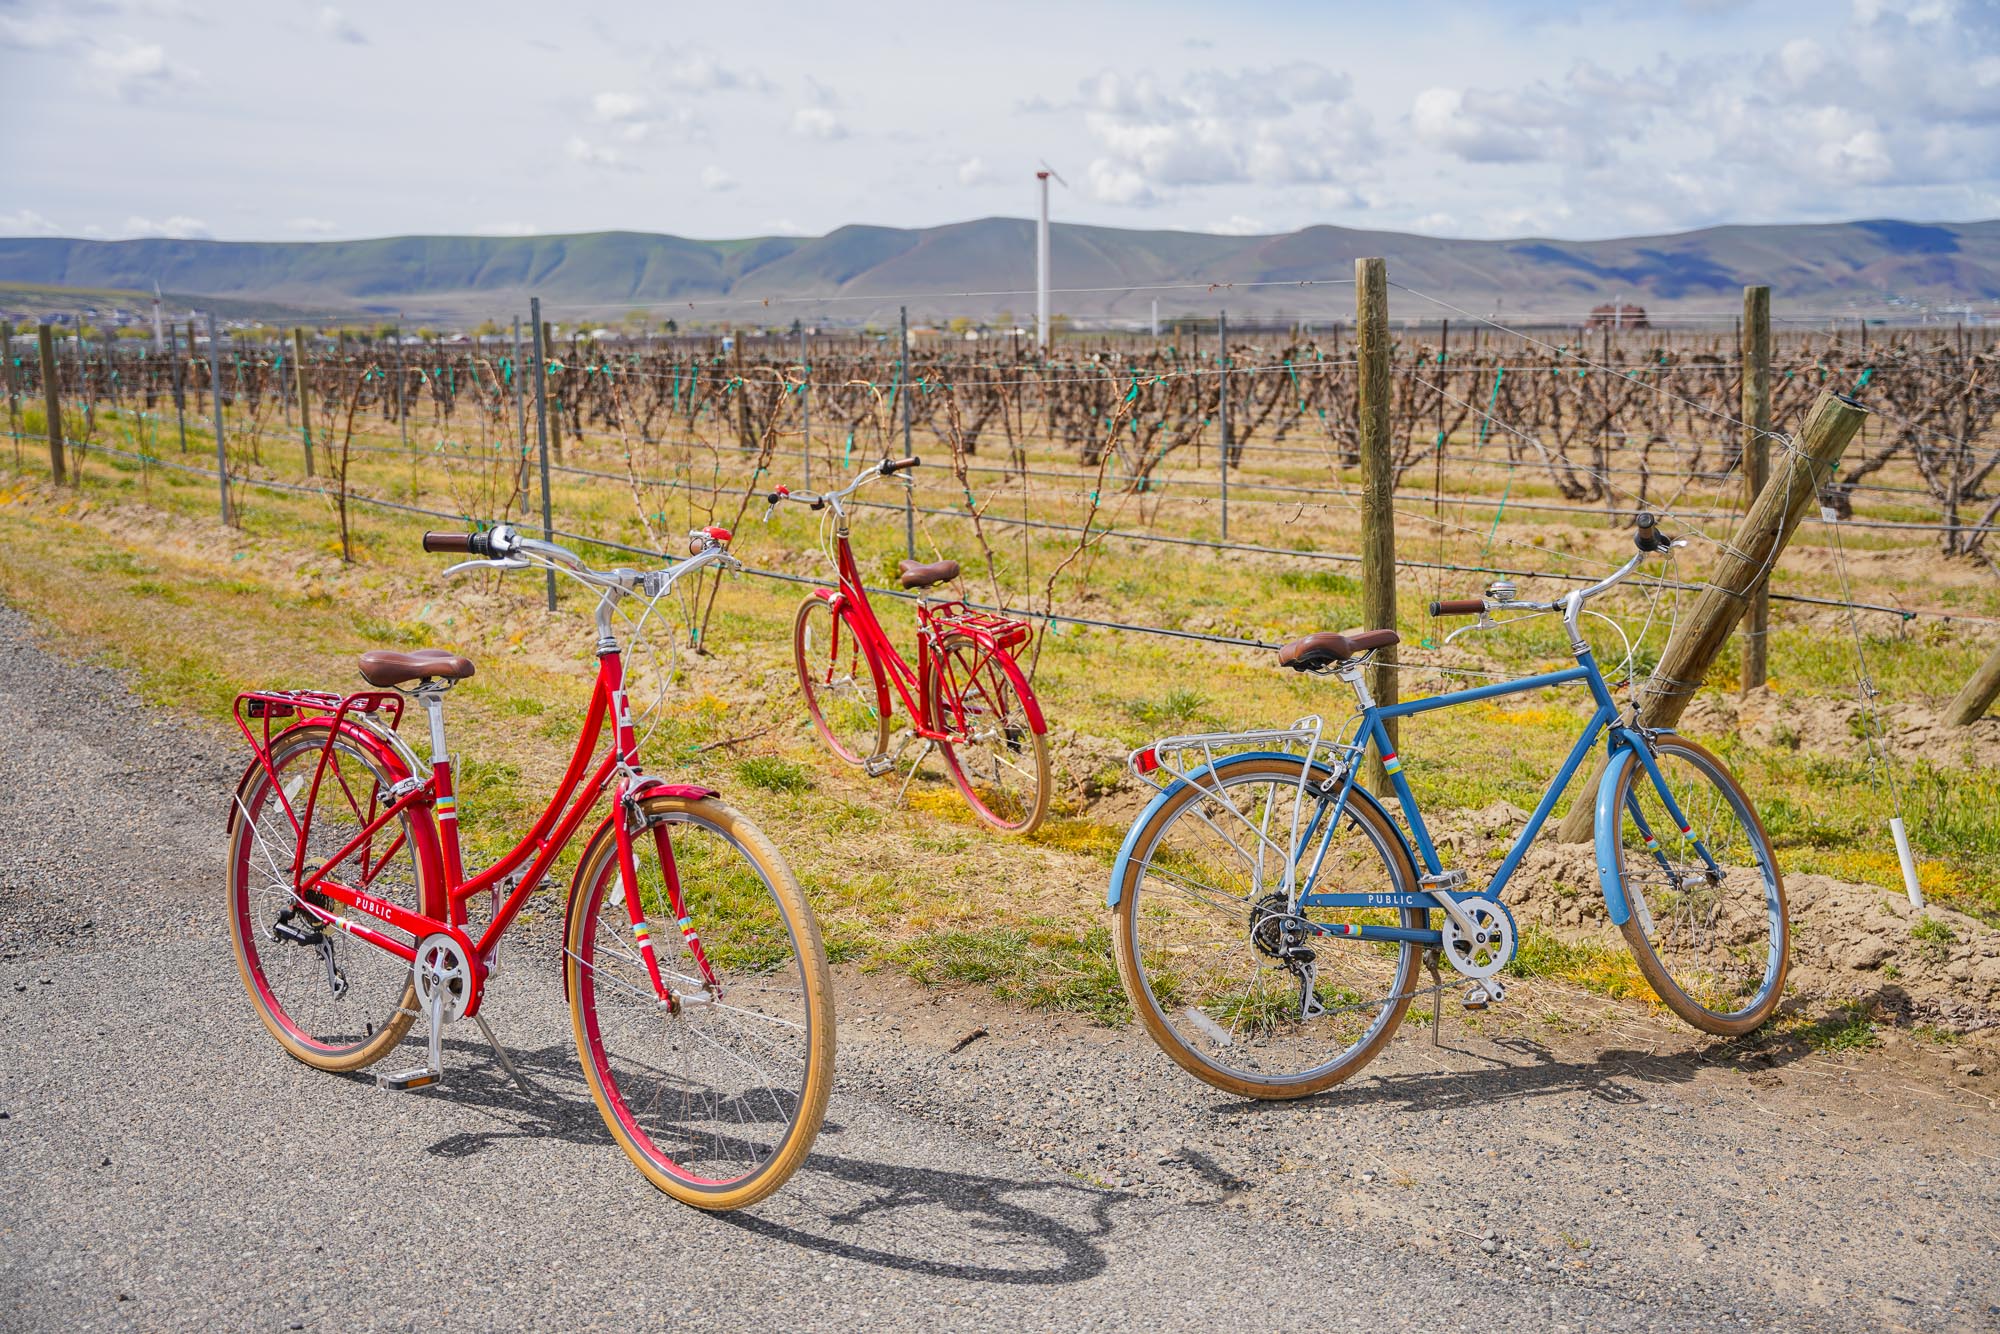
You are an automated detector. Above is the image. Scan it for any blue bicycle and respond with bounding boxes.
[1108,515,1787,1099]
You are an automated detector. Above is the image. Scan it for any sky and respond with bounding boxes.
[2,0,1997,244]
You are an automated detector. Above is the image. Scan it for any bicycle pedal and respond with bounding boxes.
[1461,979,1506,1011]
[376,1066,443,1092]
[1422,869,1469,892]
[862,754,896,777]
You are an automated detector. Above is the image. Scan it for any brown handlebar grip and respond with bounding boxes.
[422,531,475,554]
[882,455,921,474]
[1430,598,1486,616]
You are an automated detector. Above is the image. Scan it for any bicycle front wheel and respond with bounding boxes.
[1111,755,1425,1099]
[566,793,834,1211]
[1610,735,1787,1035]
[928,634,1050,834]
[794,595,889,766]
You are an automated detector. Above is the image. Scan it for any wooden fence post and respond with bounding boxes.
[291,327,314,478]
[206,312,231,525]
[1740,285,1771,692]
[2,321,16,458]
[1356,257,1398,795]
[1218,308,1230,541]
[1948,641,2000,726]
[542,321,562,465]
[531,298,556,611]
[37,323,65,485]
[1555,389,1868,842]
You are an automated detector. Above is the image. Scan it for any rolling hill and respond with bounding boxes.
[1,217,1994,324]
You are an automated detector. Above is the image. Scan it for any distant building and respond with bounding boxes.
[1586,302,1648,330]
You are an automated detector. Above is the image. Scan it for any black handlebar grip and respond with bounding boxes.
[423,531,474,554]
[882,455,921,474]
[1633,512,1669,552]
[1431,598,1486,616]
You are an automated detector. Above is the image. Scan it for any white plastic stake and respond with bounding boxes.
[1889,815,1924,911]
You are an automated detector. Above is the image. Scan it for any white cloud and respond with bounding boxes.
[593,91,647,122]
[121,214,211,239]
[1206,214,1266,235]
[0,13,79,50]
[760,218,808,234]
[471,221,539,236]
[791,107,847,140]
[564,136,625,170]
[662,51,770,94]
[0,208,63,235]
[1075,62,1375,205]
[316,6,366,45]
[699,165,737,192]
[287,216,338,235]
[957,156,995,186]
[87,41,199,100]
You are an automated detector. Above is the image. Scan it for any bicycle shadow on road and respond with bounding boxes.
[722,1150,1129,1287]
[1208,1026,1825,1118]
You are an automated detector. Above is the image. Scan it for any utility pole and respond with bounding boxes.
[1036,170,1051,350]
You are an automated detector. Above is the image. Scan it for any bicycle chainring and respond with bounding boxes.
[1441,897,1517,981]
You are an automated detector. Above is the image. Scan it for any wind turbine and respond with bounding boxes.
[1036,161,1067,350]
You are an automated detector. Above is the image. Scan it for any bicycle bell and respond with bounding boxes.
[1483,579,1518,604]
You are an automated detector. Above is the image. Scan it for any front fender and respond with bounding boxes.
[1593,743,1642,926]
[1106,750,1412,907]
[558,784,720,1002]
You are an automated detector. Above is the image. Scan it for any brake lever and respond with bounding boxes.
[442,557,531,578]
[1442,614,1495,648]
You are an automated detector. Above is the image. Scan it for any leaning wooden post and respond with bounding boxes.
[36,323,65,484]
[1740,285,1772,692]
[292,327,315,478]
[1555,389,1868,842]
[206,313,232,525]
[1947,640,2000,725]
[1356,257,1398,796]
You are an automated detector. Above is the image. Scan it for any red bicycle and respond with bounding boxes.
[224,523,834,1211]
[767,456,1052,834]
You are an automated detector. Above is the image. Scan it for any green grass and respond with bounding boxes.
[735,755,813,794]
[889,921,1128,1023]
[1785,1000,1881,1054]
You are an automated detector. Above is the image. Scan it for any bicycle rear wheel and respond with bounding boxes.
[928,634,1050,834]
[794,595,890,765]
[566,793,834,1211]
[226,724,440,1072]
[1110,755,1425,1099]
[1610,735,1787,1035]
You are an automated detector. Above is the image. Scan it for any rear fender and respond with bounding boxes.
[1106,751,1412,907]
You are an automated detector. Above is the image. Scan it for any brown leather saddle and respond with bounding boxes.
[1275,629,1399,672]
[357,648,476,688]
[898,559,960,590]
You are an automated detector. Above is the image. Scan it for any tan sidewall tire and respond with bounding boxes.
[566,795,835,1211]
[1111,756,1422,1100]
[1614,736,1788,1037]
[929,633,1050,836]
[793,595,889,766]
[227,727,432,1073]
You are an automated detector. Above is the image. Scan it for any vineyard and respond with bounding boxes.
[4,305,1999,938]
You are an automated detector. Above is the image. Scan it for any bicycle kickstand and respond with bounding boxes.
[473,1012,535,1097]
[892,736,936,809]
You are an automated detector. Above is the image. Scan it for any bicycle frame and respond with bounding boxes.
[1112,641,1723,953]
[812,508,1043,741]
[235,642,713,1015]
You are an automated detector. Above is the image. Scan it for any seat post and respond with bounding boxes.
[416,682,466,886]
[416,684,449,770]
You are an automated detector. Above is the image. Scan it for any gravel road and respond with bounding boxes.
[1,601,1994,1332]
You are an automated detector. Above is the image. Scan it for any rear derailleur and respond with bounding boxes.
[270,905,348,999]
[1249,893,1326,1020]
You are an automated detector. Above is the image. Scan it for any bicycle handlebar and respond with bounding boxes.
[881,455,921,474]
[1430,598,1486,617]
[422,530,487,556]
[1633,511,1671,552]
[764,455,919,517]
